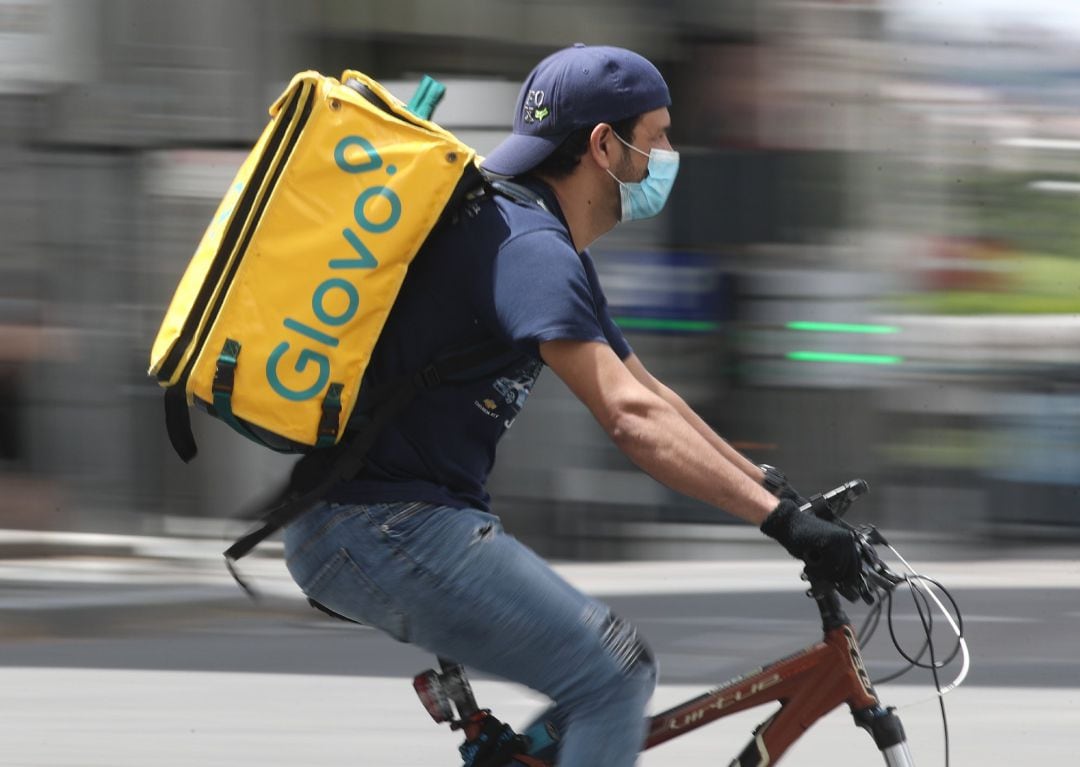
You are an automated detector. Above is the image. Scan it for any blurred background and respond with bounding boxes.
[3,0,1080,557]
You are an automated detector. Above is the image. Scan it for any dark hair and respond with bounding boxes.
[531,114,641,179]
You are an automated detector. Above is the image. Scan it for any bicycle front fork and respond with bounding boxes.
[854,706,915,766]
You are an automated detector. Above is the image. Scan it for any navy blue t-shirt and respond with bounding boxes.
[327,178,631,511]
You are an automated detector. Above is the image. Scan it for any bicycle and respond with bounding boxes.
[410,479,968,767]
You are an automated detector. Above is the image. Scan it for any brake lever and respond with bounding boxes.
[855,526,904,590]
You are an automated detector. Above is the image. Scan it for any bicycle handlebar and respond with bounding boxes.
[798,479,904,604]
[798,478,869,522]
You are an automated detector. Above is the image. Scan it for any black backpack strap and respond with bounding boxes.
[418,336,516,385]
[487,179,549,213]
[223,337,512,597]
[164,384,198,463]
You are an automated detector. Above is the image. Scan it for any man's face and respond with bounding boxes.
[613,107,673,183]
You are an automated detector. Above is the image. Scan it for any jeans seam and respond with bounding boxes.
[377,501,431,534]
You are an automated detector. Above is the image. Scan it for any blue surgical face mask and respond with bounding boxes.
[606,132,680,222]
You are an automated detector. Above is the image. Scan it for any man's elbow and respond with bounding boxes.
[604,393,665,449]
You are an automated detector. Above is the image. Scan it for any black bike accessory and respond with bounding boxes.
[800,478,870,522]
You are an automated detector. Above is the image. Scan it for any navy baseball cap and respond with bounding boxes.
[481,44,671,177]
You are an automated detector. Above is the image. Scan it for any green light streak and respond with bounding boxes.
[786,321,899,335]
[614,317,719,332]
[787,351,903,366]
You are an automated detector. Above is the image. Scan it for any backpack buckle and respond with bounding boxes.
[212,339,241,394]
[212,362,236,394]
[315,383,345,445]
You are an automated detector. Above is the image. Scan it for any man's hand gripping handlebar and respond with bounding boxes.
[762,479,902,604]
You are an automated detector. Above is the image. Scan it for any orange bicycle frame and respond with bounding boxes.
[644,622,879,763]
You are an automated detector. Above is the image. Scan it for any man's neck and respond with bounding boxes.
[535,172,617,253]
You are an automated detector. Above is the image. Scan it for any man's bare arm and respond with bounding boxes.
[539,339,777,525]
[622,352,767,484]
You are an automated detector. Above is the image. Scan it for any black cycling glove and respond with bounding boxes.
[776,483,807,507]
[760,498,861,587]
[759,464,808,507]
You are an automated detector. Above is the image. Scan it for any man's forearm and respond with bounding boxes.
[663,385,762,478]
[643,376,770,489]
[607,393,778,525]
[541,343,779,524]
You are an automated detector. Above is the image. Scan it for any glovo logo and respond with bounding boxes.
[266,135,401,401]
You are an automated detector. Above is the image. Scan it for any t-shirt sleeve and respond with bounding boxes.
[581,250,633,361]
[488,229,615,359]
[597,296,633,360]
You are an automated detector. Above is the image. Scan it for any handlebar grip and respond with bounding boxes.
[799,479,869,521]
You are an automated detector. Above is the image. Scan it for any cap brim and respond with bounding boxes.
[480,133,564,177]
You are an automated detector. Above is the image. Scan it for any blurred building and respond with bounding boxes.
[2,0,1078,552]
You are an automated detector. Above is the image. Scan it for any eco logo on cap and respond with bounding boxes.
[522,89,549,124]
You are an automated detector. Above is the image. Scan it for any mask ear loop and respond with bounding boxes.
[601,125,634,197]
[612,130,651,160]
[607,129,650,190]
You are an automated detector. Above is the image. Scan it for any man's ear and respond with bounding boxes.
[587,123,616,170]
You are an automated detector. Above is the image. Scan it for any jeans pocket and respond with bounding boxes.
[302,546,409,642]
[284,502,363,565]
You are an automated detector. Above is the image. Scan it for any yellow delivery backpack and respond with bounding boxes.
[148,70,509,583]
[150,69,483,458]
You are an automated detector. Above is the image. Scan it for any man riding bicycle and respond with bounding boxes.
[282,43,861,767]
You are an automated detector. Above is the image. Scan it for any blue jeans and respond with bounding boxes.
[283,501,656,767]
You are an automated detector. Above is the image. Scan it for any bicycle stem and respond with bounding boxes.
[811,583,851,633]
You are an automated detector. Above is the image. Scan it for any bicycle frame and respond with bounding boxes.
[420,479,923,766]
[643,588,913,765]
[430,584,914,767]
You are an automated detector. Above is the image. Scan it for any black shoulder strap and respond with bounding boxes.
[164,384,198,463]
[224,337,512,597]
[487,179,549,212]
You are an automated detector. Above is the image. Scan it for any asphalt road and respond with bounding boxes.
[0,586,1074,690]
[1,550,1078,765]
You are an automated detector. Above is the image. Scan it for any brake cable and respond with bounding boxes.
[886,545,970,695]
[854,538,970,767]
